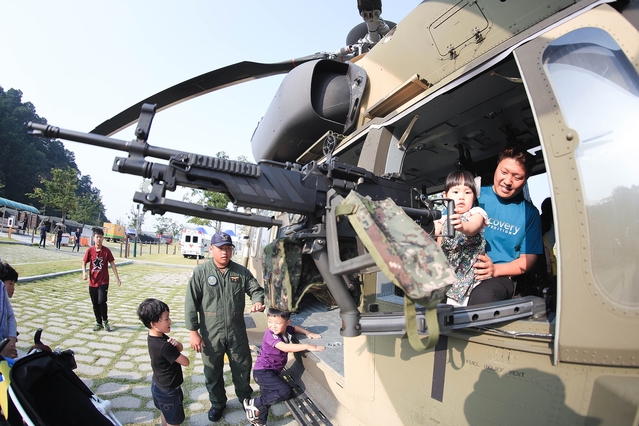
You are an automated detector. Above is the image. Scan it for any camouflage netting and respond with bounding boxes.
[337,191,456,351]
[262,238,337,312]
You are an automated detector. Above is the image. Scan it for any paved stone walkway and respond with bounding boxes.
[0,239,299,426]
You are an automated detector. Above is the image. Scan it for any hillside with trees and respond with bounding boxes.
[0,86,107,225]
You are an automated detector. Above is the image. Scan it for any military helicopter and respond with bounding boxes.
[27,0,639,424]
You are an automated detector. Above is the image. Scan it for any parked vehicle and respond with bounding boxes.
[156,233,173,244]
[102,222,125,242]
[180,228,210,259]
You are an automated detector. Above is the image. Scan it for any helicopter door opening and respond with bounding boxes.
[513,6,639,367]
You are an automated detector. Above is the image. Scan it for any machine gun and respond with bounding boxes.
[28,104,442,229]
[27,105,540,343]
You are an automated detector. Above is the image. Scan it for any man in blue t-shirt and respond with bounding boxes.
[469,145,543,305]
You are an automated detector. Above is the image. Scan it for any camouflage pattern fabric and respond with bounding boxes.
[262,238,335,312]
[337,191,456,351]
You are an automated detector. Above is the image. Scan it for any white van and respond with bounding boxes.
[180,229,211,259]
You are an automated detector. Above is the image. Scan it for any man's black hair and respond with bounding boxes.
[93,228,104,236]
[137,298,170,329]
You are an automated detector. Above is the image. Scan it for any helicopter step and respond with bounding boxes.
[282,362,334,426]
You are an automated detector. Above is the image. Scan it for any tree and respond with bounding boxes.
[70,192,103,226]
[27,167,79,220]
[154,216,184,238]
[127,204,146,232]
[75,175,106,222]
[168,221,184,239]
[0,87,77,207]
[154,216,173,234]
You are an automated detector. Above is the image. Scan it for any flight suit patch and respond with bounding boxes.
[207,276,218,286]
[230,276,240,283]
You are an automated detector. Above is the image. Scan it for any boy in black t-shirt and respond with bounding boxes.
[138,298,190,425]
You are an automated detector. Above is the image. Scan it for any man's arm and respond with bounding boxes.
[109,261,121,287]
[189,329,205,353]
[185,269,205,352]
[475,253,538,280]
[244,271,265,312]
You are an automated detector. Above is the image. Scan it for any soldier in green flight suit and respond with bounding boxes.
[185,231,265,422]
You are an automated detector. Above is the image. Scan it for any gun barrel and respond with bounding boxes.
[26,121,182,161]
[132,192,282,228]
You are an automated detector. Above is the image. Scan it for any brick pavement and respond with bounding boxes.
[0,239,299,426]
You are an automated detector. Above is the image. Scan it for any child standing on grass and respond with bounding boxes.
[243,308,324,426]
[138,298,190,426]
[434,170,489,306]
[82,228,121,331]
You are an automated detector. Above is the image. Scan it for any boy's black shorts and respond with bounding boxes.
[152,381,185,424]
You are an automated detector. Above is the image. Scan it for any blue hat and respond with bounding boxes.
[212,231,234,247]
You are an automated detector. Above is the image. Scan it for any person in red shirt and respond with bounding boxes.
[82,228,121,331]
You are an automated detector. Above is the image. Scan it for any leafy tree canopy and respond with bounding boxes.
[154,216,184,238]
[0,86,107,224]
[71,192,104,226]
[27,167,79,220]
[127,204,147,231]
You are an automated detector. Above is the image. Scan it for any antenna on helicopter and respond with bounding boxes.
[338,0,395,59]
[357,0,390,43]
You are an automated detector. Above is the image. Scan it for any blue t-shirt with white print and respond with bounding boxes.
[478,186,543,264]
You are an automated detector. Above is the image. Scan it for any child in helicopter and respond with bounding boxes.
[243,308,324,426]
[434,170,489,306]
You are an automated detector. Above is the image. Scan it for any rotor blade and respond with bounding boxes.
[91,56,327,136]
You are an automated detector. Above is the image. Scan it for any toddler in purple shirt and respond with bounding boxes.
[244,308,324,425]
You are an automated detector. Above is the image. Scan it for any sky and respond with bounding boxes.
[1,0,421,232]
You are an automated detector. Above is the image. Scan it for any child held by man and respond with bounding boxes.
[434,170,489,306]
[244,308,324,425]
[137,298,190,426]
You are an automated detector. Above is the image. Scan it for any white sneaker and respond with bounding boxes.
[243,398,259,422]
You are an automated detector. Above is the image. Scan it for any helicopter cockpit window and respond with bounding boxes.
[543,27,639,306]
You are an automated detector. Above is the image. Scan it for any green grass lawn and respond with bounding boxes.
[1,239,214,278]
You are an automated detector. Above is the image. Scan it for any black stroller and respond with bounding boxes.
[0,330,122,426]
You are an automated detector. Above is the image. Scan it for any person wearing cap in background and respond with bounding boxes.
[184,231,265,423]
